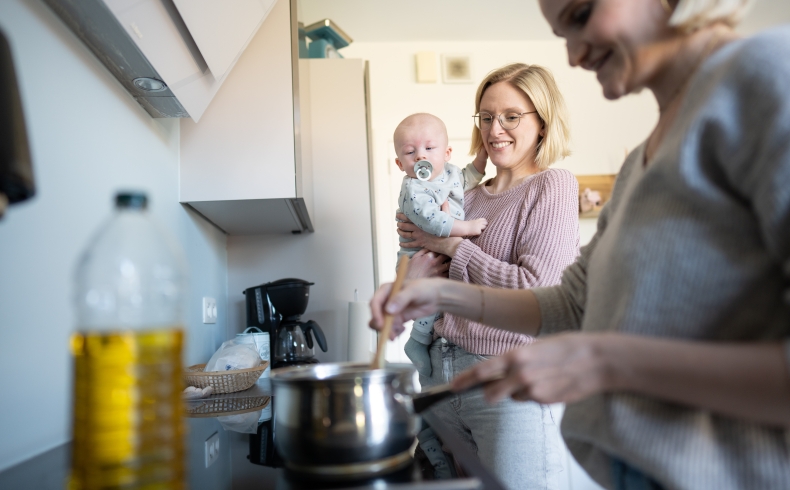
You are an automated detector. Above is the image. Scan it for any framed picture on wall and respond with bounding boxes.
[441,54,473,83]
[576,174,617,218]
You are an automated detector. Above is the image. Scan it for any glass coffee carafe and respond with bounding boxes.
[274,319,326,364]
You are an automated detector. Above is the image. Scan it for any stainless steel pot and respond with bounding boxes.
[270,363,420,469]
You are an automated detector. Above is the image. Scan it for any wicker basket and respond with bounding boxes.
[183,362,268,394]
[185,395,270,418]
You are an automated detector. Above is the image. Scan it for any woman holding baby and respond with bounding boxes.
[395,63,580,490]
[375,0,790,489]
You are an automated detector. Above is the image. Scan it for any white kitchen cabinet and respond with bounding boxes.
[179,0,315,235]
[171,0,271,80]
[44,0,276,121]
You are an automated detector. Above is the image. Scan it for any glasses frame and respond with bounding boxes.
[473,111,538,130]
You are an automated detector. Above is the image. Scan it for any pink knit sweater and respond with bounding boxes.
[434,168,580,355]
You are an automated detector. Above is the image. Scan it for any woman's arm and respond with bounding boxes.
[453,332,790,428]
[607,336,790,427]
[471,147,488,176]
[369,278,542,339]
[397,218,463,257]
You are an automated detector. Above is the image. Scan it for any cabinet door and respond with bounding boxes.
[172,0,276,79]
[179,0,311,235]
[180,0,296,203]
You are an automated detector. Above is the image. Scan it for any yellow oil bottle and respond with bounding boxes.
[70,193,187,489]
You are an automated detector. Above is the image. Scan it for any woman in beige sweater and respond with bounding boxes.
[375,1,790,489]
[397,63,580,490]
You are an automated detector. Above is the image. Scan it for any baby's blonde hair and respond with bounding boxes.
[470,64,570,170]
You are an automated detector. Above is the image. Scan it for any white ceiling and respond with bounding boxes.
[299,0,790,43]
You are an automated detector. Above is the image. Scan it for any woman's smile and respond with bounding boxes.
[588,50,613,73]
[490,141,513,150]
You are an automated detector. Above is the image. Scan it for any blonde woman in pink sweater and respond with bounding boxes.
[396,63,580,490]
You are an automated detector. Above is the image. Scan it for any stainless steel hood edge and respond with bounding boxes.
[43,0,190,118]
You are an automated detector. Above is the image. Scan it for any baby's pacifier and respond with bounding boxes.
[414,160,433,181]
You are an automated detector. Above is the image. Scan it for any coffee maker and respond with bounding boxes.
[243,278,327,369]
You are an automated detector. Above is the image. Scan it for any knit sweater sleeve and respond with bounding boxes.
[449,169,579,289]
[532,153,639,335]
[700,33,790,345]
[700,34,790,316]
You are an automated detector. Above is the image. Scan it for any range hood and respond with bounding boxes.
[43,0,276,121]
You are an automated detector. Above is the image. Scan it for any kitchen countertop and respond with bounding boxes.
[0,378,503,490]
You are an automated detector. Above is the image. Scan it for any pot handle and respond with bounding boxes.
[242,326,264,334]
[412,373,506,413]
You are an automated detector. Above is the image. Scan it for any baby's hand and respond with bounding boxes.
[468,218,488,236]
[449,217,488,237]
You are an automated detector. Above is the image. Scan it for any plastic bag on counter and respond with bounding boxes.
[218,410,262,434]
[205,337,261,372]
[236,327,270,377]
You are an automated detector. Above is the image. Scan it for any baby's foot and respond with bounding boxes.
[404,337,432,377]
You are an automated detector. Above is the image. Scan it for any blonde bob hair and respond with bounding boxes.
[669,0,754,33]
[470,63,570,170]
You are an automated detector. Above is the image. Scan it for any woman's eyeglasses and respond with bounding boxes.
[473,111,537,130]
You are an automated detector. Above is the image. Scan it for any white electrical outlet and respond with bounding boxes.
[205,432,220,468]
[202,297,217,324]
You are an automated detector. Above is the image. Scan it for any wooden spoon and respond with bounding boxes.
[371,255,410,369]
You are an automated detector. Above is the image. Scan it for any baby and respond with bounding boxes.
[394,113,488,376]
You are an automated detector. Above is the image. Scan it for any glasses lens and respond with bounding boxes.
[501,112,523,130]
[476,113,493,130]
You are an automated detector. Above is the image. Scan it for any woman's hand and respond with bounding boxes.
[407,249,450,279]
[397,213,463,257]
[472,147,488,175]
[368,278,449,339]
[451,332,610,405]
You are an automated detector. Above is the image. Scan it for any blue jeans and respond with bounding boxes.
[419,339,563,490]
[611,459,665,490]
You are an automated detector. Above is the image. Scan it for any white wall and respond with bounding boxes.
[0,0,229,474]
[341,39,657,286]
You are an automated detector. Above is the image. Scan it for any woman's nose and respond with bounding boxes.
[490,116,506,132]
[567,39,586,68]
